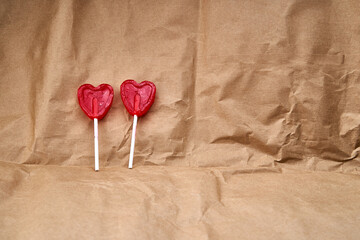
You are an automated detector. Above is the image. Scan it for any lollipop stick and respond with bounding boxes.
[94,118,99,171]
[92,98,99,172]
[128,115,138,169]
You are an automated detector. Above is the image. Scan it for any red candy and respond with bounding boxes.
[120,80,156,117]
[77,84,114,120]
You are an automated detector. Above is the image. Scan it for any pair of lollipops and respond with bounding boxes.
[77,80,156,171]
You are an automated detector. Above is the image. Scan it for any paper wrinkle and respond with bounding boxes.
[0,164,30,206]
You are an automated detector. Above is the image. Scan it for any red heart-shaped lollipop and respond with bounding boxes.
[77,84,114,120]
[120,80,156,117]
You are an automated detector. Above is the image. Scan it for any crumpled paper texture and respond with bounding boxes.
[1,0,360,172]
[1,0,360,239]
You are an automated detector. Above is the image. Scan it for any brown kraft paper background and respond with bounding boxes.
[0,0,360,239]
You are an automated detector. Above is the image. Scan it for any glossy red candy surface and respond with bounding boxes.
[120,80,156,117]
[77,84,114,120]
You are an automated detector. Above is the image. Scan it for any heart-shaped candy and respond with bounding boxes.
[77,84,114,120]
[120,80,156,117]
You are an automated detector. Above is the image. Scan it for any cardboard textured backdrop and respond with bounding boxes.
[0,0,360,239]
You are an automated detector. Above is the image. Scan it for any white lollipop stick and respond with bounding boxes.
[94,118,99,171]
[128,115,138,169]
